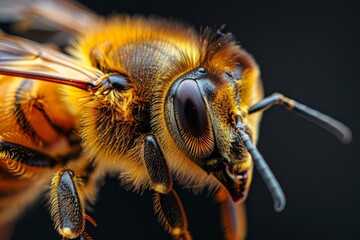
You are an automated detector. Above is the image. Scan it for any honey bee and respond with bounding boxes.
[0,1,352,239]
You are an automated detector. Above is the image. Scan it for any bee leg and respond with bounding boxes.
[62,231,93,240]
[143,135,172,194]
[154,189,191,240]
[143,136,189,238]
[0,139,57,170]
[248,93,352,144]
[50,170,85,239]
[215,189,247,240]
[77,231,94,240]
[0,137,59,240]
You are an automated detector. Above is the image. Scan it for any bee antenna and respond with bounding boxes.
[248,93,352,144]
[234,115,286,212]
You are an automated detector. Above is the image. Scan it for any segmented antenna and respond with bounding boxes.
[234,115,286,212]
[248,93,352,144]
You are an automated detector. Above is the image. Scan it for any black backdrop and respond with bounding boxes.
[7,0,360,239]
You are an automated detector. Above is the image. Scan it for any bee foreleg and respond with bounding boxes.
[215,189,247,240]
[154,189,191,240]
[248,93,351,144]
[143,135,172,194]
[143,136,190,238]
[50,170,86,239]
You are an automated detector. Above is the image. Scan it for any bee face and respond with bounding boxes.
[140,29,263,203]
[159,63,253,201]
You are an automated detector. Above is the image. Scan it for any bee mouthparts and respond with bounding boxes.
[225,165,248,181]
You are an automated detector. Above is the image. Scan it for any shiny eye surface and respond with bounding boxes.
[173,79,214,158]
[174,80,207,137]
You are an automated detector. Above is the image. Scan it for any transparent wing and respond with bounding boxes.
[0,33,105,91]
[0,0,99,35]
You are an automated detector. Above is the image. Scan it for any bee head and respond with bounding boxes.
[147,28,267,204]
[162,63,254,202]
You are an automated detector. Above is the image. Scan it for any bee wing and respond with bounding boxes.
[0,0,99,35]
[0,33,104,91]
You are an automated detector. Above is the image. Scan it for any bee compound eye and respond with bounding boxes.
[173,79,214,158]
[174,80,207,137]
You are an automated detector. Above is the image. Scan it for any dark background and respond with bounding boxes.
[5,0,359,239]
